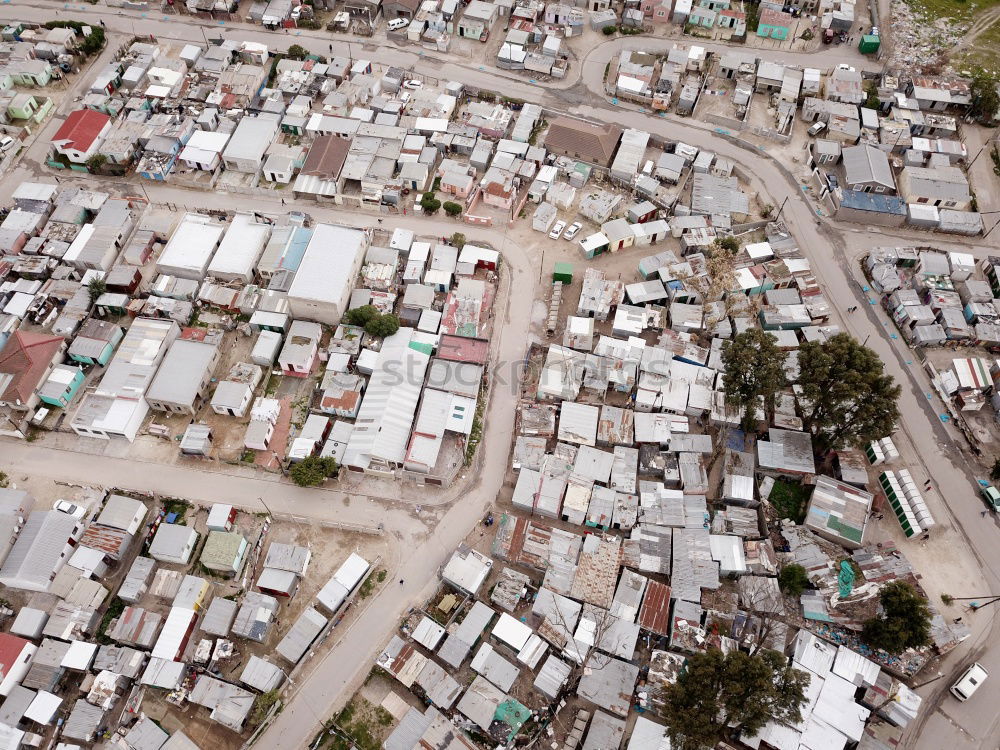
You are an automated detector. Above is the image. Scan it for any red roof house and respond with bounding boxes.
[0,331,66,409]
[0,632,36,696]
[51,109,112,164]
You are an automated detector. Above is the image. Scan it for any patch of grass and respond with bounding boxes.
[241,450,256,464]
[97,597,125,643]
[320,699,391,750]
[357,568,384,600]
[768,480,810,523]
[250,689,281,728]
[909,0,998,25]
[161,498,191,521]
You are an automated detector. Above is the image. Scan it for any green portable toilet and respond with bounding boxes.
[553,262,573,284]
[858,35,880,54]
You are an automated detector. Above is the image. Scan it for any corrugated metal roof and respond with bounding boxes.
[276,606,328,664]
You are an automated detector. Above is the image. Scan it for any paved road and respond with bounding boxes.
[0,8,997,747]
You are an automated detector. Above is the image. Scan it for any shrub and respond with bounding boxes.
[602,25,617,35]
[290,456,338,487]
[443,201,463,217]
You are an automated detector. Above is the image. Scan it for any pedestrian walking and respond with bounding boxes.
[281,198,285,205]
[399,579,404,585]
[921,533,930,541]
[954,617,963,623]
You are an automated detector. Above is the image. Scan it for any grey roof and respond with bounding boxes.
[383,706,435,750]
[456,675,506,732]
[161,732,202,750]
[0,684,35,726]
[93,644,146,679]
[232,591,279,642]
[533,654,572,699]
[97,494,147,531]
[842,145,894,190]
[10,607,48,639]
[276,606,327,663]
[63,699,107,742]
[145,338,219,407]
[239,655,285,692]
[263,541,310,574]
[0,511,80,592]
[757,428,816,474]
[470,643,520,692]
[125,716,168,750]
[901,165,971,202]
[582,710,626,750]
[148,523,198,562]
[577,653,639,717]
[202,597,238,636]
[188,675,255,731]
[414,659,463,709]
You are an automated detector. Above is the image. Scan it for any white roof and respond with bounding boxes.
[343,328,430,469]
[207,504,233,529]
[61,640,98,671]
[152,607,197,660]
[627,717,670,750]
[412,616,446,650]
[492,612,532,650]
[180,129,230,159]
[24,691,61,725]
[207,214,271,280]
[287,223,367,307]
[157,213,224,279]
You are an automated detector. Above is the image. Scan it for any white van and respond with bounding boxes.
[388,17,409,30]
[951,663,988,701]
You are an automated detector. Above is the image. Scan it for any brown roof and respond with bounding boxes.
[301,135,351,178]
[0,331,64,404]
[638,580,671,636]
[544,117,623,166]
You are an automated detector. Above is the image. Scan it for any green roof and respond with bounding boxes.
[200,530,247,569]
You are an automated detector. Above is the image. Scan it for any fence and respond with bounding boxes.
[271,511,384,536]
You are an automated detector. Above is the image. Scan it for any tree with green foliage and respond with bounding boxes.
[969,68,1000,124]
[864,81,880,111]
[721,329,787,432]
[86,153,107,173]
[796,333,900,453]
[420,192,441,214]
[779,564,810,597]
[862,581,932,655]
[443,201,463,217]
[661,648,810,750]
[715,235,739,253]
[450,232,466,250]
[602,24,617,35]
[364,313,400,339]
[87,277,107,305]
[343,304,379,328]
[290,455,338,487]
[80,27,104,56]
[286,44,310,60]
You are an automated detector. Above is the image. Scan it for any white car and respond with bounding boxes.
[0,136,15,152]
[549,220,566,240]
[402,79,423,90]
[54,500,86,519]
[563,222,582,241]
[951,663,988,701]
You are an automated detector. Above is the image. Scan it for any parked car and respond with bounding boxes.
[387,17,409,30]
[549,220,566,240]
[981,484,1000,512]
[951,663,988,701]
[403,79,423,90]
[54,500,86,519]
[0,136,15,152]
[807,121,828,137]
[564,222,582,241]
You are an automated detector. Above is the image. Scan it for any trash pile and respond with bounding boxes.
[887,0,969,72]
